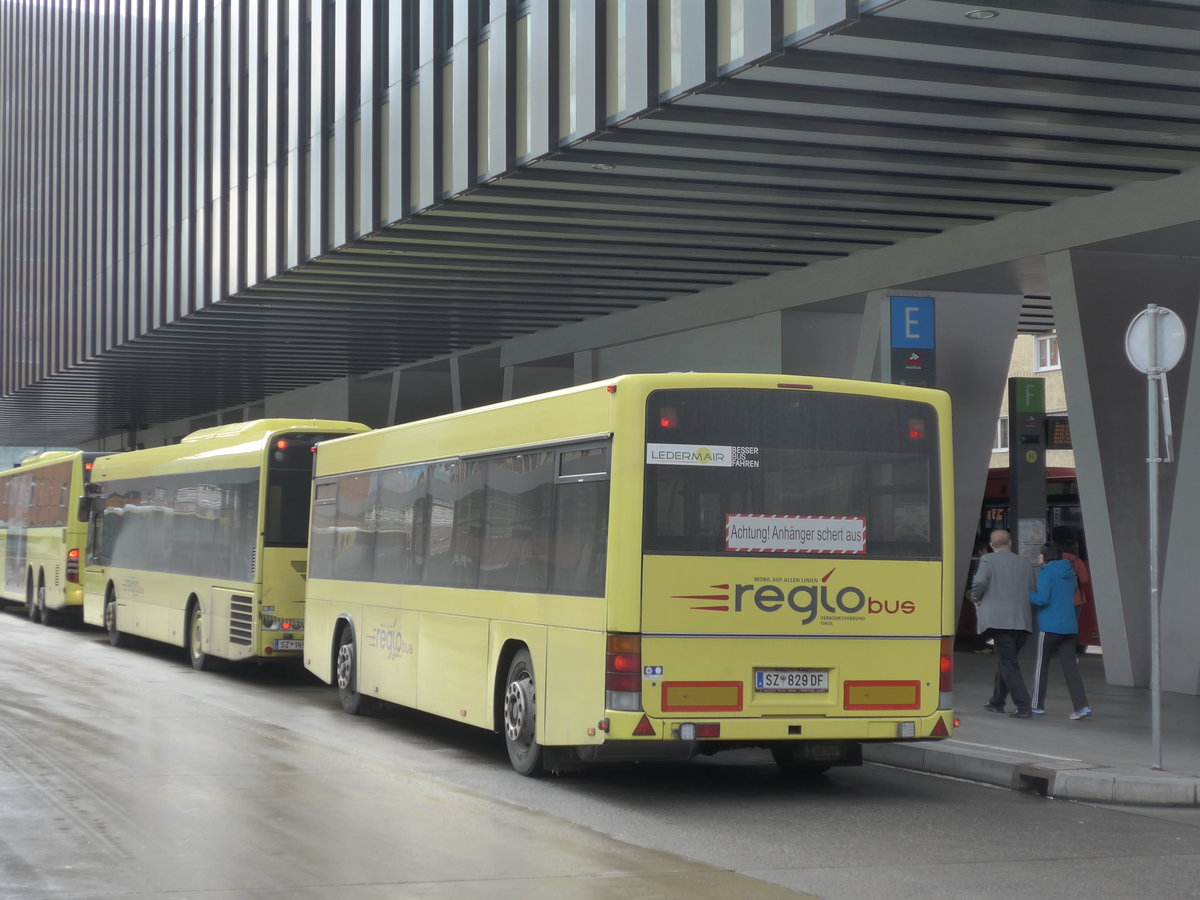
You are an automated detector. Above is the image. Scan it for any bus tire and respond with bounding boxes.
[187,603,210,671]
[105,591,127,648]
[26,572,40,624]
[335,626,376,715]
[502,648,544,777]
[36,574,53,627]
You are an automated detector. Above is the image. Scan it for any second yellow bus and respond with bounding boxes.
[81,419,368,668]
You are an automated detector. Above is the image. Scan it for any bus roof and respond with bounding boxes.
[91,419,368,480]
[180,418,367,444]
[314,372,951,477]
[0,449,83,476]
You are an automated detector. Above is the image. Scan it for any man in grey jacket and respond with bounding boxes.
[971,530,1036,718]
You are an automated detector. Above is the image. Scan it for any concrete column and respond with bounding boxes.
[851,290,1025,623]
[1047,249,1200,691]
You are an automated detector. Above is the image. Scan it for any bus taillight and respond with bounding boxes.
[606,634,642,711]
[939,636,954,708]
[66,548,80,583]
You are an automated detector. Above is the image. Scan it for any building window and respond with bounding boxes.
[994,416,1009,452]
[1035,334,1061,371]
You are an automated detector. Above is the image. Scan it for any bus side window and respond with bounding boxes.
[309,480,338,579]
[549,479,608,596]
[549,443,610,596]
[480,452,554,593]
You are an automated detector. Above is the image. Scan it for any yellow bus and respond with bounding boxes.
[0,450,103,624]
[81,419,368,669]
[305,373,956,775]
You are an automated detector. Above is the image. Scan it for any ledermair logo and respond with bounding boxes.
[671,569,915,625]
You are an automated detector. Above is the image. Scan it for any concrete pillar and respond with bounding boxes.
[853,290,1026,622]
[1047,249,1200,690]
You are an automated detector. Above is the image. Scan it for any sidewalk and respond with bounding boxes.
[863,649,1200,806]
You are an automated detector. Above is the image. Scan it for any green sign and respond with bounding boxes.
[1012,378,1045,415]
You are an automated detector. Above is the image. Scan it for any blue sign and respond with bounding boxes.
[890,296,935,349]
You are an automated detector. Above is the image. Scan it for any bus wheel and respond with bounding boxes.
[335,626,375,715]
[105,593,127,648]
[26,574,40,624]
[188,604,210,671]
[503,649,544,776]
[36,576,53,627]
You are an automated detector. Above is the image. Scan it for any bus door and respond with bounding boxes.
[4,476,30,595]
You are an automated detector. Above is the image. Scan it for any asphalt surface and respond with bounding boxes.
[3,610,1200,899]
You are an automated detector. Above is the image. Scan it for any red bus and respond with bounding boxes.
[960,468,1098,648]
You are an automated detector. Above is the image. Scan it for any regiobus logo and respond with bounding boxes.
[671,568,915,625]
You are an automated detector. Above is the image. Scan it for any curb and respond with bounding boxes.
[863,741,1200,806]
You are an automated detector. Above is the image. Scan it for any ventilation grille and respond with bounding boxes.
[230,595,254,646]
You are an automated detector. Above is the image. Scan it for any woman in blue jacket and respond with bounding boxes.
[1030,542,1092,720]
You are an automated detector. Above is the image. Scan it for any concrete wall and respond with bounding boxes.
[594,313,785,377]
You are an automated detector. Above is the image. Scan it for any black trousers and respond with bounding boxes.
[987,629,1031,711]
[1032,631,1089,712]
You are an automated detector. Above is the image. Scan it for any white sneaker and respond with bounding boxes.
[1031,708,1045,716]
[1069,706,1092,720]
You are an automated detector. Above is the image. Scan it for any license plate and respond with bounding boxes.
[273,639,303,651]
[755,669,828,693]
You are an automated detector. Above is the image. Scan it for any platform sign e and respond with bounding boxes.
[888,296,935,387]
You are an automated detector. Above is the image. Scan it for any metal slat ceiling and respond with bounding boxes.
[4,0,1199,443]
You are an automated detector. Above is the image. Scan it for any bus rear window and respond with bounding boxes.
[265,433,343,547]
[643,389,940,559]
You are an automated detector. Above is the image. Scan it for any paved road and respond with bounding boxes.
[3,611,1199,900]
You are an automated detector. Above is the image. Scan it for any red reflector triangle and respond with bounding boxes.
[632,715,656,736]
[930,716,950,738]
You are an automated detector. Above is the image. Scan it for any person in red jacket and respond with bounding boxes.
[1060,537,1097,652]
